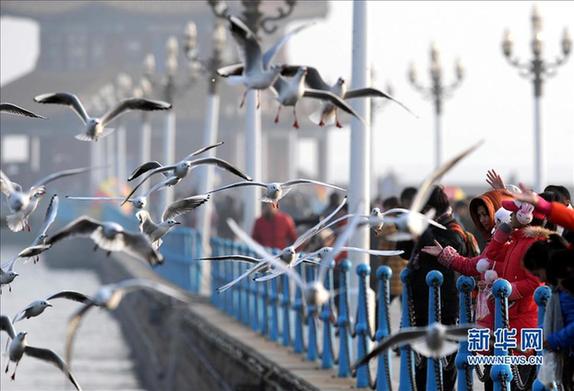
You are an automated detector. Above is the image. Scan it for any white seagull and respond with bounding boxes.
[65,194,148,210]
[218,15,311,108]
[17,194,59,263]
[12,291,91,323]
[122,153,251,206]
[369,140,484,241]
[0,257,21,293]
[136,194,210,248]
[34,92,171,141]
[282,65,416,127]
[207,178,345,208]
[1,167,91,232]
[215,196,347,293]
[227,205,364,308]
[37,216,163,266]
[0,315,82,390]
[352,322,474,369]
[270,66,364,128]
[65,278,193,368]
[0,103,45,118]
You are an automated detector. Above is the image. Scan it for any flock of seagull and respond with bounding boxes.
[1,14,478,389]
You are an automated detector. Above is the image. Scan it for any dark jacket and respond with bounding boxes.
[547,290,574,351]
[409,213,467,327]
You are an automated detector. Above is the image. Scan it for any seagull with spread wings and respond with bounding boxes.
[207,178,345,208]
[11,291,91,324]
[65,278,192,368]
[122,149,251,206]
[227,205,364,308]
[34,92,171,141]
[352,322,473,370]
[216,197,348,294]
[1,167,91,232]
[0,315,82,389]
[279,65,416,127]
[217,15,312,108]
[17,194,59,263]
[35,216,163,266]
[136,195,210,248]
[367,141,484,241]
[0,102,45,118]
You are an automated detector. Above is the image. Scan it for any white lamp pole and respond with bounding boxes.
[348,0,371,318]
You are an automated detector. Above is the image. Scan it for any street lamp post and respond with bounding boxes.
[114,73,133,192]
[208,0,298,233]
[132,77,154,195]
[408,43,464,170]
[143,29,200,210]
[501,5,571,191]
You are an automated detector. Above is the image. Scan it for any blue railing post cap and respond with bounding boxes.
[400,267,411,282]
[534,285,552,305]
[492,278,512,297]
[376,265,392,280]
[340,259,352,272]
[356,263,370,276]
[489,364,513,383]
[426,270,444,286]
[456,275,476,292]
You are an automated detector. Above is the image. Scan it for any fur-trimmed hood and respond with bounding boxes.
[519,226,554,239]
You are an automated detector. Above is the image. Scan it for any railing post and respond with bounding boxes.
[426,270,444,391]
[456,275,476,391]
[194,230,202,294]
[491,279,513,391]
[306,264,319,361]
[320,260,335,369]
[240,246,251,326]
[399,268,416,391]
[210,238,219,306]
[532,285,552,391]
[293,263,305,354]
[355,263,372,388]
[261,279,269,336]
[281,273,291,347]
[225,240,234,316]
[337,259,352,377]
[269,277,279,342]
[375,265,393,391]
[251,252,260,332]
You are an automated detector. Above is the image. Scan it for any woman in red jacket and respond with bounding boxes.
[514,183,574,232]
[421,200,551,350]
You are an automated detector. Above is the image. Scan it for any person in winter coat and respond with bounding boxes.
[469,188,513,248]
[407,186,469,391]
[514,183,574,233]
[422,199,550,349]
[523,235,574,389]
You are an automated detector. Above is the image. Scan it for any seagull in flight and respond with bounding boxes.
[1,167,91,232]
[0,257,22,293]
[369,140,484,241]
[65,278,193,368]
[352,322,473,370]
[122,150,251,206]
[207,178,345,208]
[0,103,45,118]
[281,65,416,127]
[218,15,311,108]
[15,194,59,264]
[35,216,163,266]
[34,92,171,141]
[227,204,364,308]
[65,194,148,210]
[11,291,91,324]
[0,315,82,389]
[215,197,347,293]
[136,195,210,248]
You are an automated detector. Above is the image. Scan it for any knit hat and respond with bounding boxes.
[502,199,545,225]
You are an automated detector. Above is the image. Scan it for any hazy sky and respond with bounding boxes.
[2,1,573,188]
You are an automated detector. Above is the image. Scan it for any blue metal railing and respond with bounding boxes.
[87,206,547,389]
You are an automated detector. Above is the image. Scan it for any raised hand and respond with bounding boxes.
[420,240,443,257]
[512,183,540,205]
[486,169,506,190]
